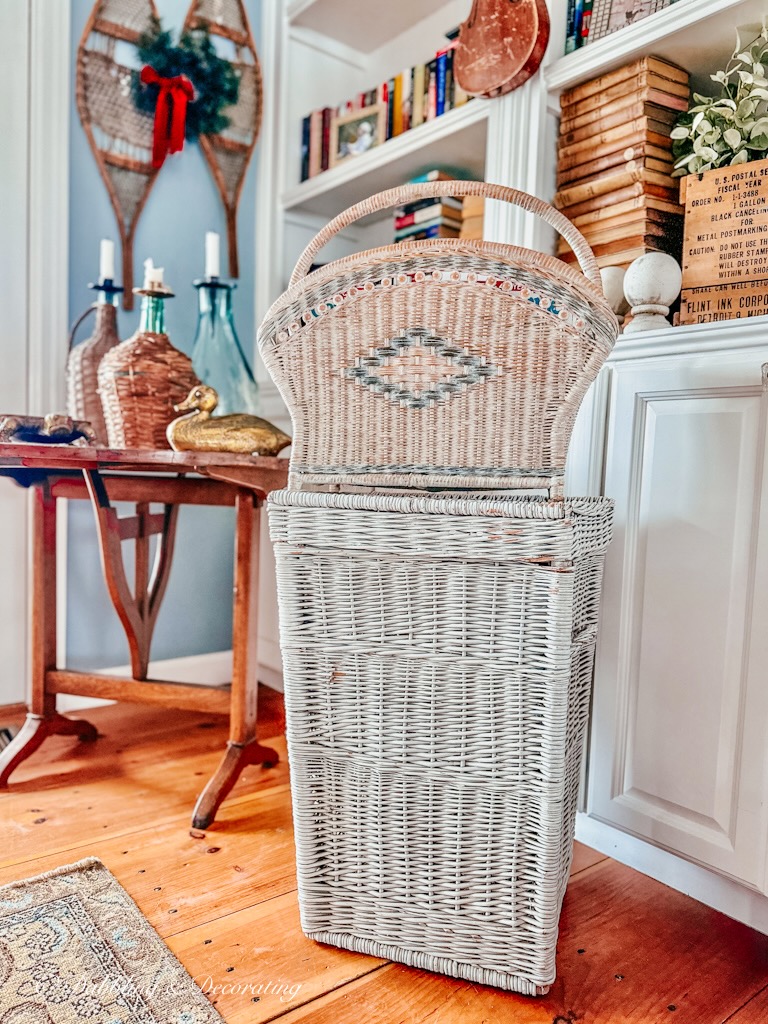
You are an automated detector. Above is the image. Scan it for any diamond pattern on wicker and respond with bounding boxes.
[344,326,498,409]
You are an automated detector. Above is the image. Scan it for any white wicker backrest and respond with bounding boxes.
[259,181,619,492]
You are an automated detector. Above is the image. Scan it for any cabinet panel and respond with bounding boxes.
[588,351,768,891]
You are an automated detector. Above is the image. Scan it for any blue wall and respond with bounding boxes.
[67,0,261,669]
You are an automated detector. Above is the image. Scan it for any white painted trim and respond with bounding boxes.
[287,25,366,70]
[28,0,70,414]
[56,650,283,712]
[611,315,768,361]
[576,812,768,935]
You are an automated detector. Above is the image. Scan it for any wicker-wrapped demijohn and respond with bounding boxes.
[98,260,199,449]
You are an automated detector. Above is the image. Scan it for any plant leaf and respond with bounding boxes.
[723,127,743,147]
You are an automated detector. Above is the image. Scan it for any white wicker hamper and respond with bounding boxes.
[258,182,619,995]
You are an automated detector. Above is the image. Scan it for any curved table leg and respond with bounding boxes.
[0,712,98,787]
[192,739,279,829]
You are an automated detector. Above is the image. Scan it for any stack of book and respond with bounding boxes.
[300,46,470,182]
[460,194,484,240]
[394,170,487,243]
[554,56,689,270]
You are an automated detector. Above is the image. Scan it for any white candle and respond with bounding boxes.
[205,231,220,278]
[143,258,164,289]
[99,238,115,283]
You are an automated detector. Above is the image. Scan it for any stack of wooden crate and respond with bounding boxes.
[554,56,689,269]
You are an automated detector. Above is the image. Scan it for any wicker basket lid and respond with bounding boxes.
[259,181,619,492]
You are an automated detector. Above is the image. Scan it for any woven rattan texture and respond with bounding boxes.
[98,331,199,449]
[66,304,120,445]
[260,255,616,493]
[270,494,613,994]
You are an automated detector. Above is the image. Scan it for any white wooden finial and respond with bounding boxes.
[600,266,630,324]
[622,252,682,334]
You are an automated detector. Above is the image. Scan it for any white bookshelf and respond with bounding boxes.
[282,101,490,219]
[545,0,768,92]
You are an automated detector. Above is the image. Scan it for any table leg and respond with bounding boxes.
[192,490,278,829]
[0,486,96,787]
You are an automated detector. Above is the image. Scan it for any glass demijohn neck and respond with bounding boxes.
[139,294,166,335]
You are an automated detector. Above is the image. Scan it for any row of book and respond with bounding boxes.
[554,55,689,270]
[565,0,675,54]
[300,46,470,182]
[394,192,484,243]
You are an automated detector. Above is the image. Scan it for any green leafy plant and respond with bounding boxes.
[133,16,240,140]
[671,26,768,175]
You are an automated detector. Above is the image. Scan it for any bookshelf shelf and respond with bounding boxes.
[286,0,449,53]
[281,100,490,219]
[545,0,767,93]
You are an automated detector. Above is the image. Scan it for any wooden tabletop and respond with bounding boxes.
[0,444,290,495]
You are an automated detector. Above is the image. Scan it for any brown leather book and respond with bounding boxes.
[561,56,688,107]
[560,95,680,135]
[555,180,681,218]
[561,78,689,120]
[557,148,673,185]
[568,194,684,225]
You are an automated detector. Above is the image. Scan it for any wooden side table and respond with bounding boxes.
[0,445,288,828]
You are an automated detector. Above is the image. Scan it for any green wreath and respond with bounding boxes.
[133,17,240,140]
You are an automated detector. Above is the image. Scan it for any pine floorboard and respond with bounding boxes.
[2,693,768,1023]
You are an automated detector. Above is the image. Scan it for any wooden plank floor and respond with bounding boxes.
[3,694,768,1023]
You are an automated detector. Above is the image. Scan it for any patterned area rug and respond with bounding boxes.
[0,858,223,1023]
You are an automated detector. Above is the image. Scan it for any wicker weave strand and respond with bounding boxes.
[262,181,618,995]
[66,304,121,445]
[98,330,199,449]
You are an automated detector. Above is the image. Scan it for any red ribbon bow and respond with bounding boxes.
[141,65,194,169]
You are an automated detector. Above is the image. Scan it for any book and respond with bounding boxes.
[401,67,413,132]
[320,107,333,172]
[561,78,689,120]
[554,167,675,208]
[387,77,395,138]
[565,0,578,52]
[568,195,683,226]
[411,64,426,128]
[558,126,673,163]
[408,169,457,183]
[436,50,448,116]
[445,48,455,111]
[459,214,484,236]
[395,204,464,229]
[579,0,594,44]
[556,220,673,253]
[299,115,310,182]
[566,208,683,238]
[560,95,680,135]
[396,211,462,233]
[308,109,323,178]
[395,222,461,241]
[392,74,404,136]
[559,240,674,268]
[462,194,485,217]
[557,144,670,183]
[555,177,679,216]
[560,111,676,147]
[395,196,463,215]
[562,56,688,106]
[426,60,437,120]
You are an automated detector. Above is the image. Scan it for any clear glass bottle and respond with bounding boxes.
[191,278,260,416]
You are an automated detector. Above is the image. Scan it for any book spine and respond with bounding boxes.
[445,47,455,111]
[308,109,323,178]
[561,74,690,118]
[395,196,463,215]
[320,107,333,172]
[426,60,437,120]
[395,222,459,241]
[392,74,403,136]
[408,169,452,183]
[571,0,584,51]
[562,56,688,106]
[564,0,578,53]
[579,0,593,46]
[387,78,395,138]
[435,50,448,116]
[559,96,679,135]
[300,115,310,182]
[395,208,463,229]
[411,65,426,128]
[401,67,413,133]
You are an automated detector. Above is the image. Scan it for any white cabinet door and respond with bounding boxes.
[588,346,768,892]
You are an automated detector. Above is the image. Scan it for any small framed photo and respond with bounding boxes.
[330,104,386,167]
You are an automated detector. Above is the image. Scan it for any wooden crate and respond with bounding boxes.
[679,157,768,325]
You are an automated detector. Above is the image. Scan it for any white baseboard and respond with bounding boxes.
[56,649,283,712]
[576,812,768,936]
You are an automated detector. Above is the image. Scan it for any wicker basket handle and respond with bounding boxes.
[289,180,601,288]
[67,304,97,353]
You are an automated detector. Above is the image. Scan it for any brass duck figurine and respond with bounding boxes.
[167,385,291,456]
